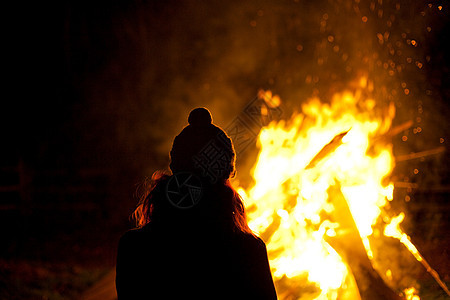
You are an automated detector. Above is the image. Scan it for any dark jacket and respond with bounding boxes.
[116,221,277,299]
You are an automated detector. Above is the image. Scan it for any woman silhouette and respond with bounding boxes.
[116,108,277,299]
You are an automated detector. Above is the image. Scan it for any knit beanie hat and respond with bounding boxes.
[169,108,236,182]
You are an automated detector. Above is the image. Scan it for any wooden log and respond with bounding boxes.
[385,121,414,138]
[395,146,445,162]
[325,184,404,300]
[305,130,350,169]
[394,182,450,192]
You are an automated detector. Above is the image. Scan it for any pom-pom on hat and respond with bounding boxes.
[169,108,236,182]
[187,107,213,126]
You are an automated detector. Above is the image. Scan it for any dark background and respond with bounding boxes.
[1,0,449,299]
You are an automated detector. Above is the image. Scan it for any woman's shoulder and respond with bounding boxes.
[118,224,154,246]
[234,231,267,250]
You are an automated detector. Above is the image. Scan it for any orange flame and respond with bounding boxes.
[236,81,422,299]
[384,213,422,261]
[404,287,420,300]
[385,213,450,297]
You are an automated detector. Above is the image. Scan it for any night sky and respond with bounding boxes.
[7,0,449,173]
[2,0,449,298]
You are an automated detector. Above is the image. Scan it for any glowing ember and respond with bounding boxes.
[403,287,420,300]
[235,82,420,299]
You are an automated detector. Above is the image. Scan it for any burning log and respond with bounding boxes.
[395,146,445,162]
[384,214,450,297]
[325,184,404,300]
[393,182,419,189]
[305,130,350,169]
[394,182,450,192]
[367,121,413,154]
[382,121,414,139]
[238,88,435,299]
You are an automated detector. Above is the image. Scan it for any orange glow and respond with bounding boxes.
[259,90,281,108]
[384,213,422,262]
[404,287,420,300]
[234,79,421,298]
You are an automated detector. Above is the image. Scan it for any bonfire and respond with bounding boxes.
[234,84,448,300]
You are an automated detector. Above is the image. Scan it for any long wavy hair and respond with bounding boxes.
[131,171,254,235]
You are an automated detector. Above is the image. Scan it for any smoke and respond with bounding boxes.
[55,1,444,164]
